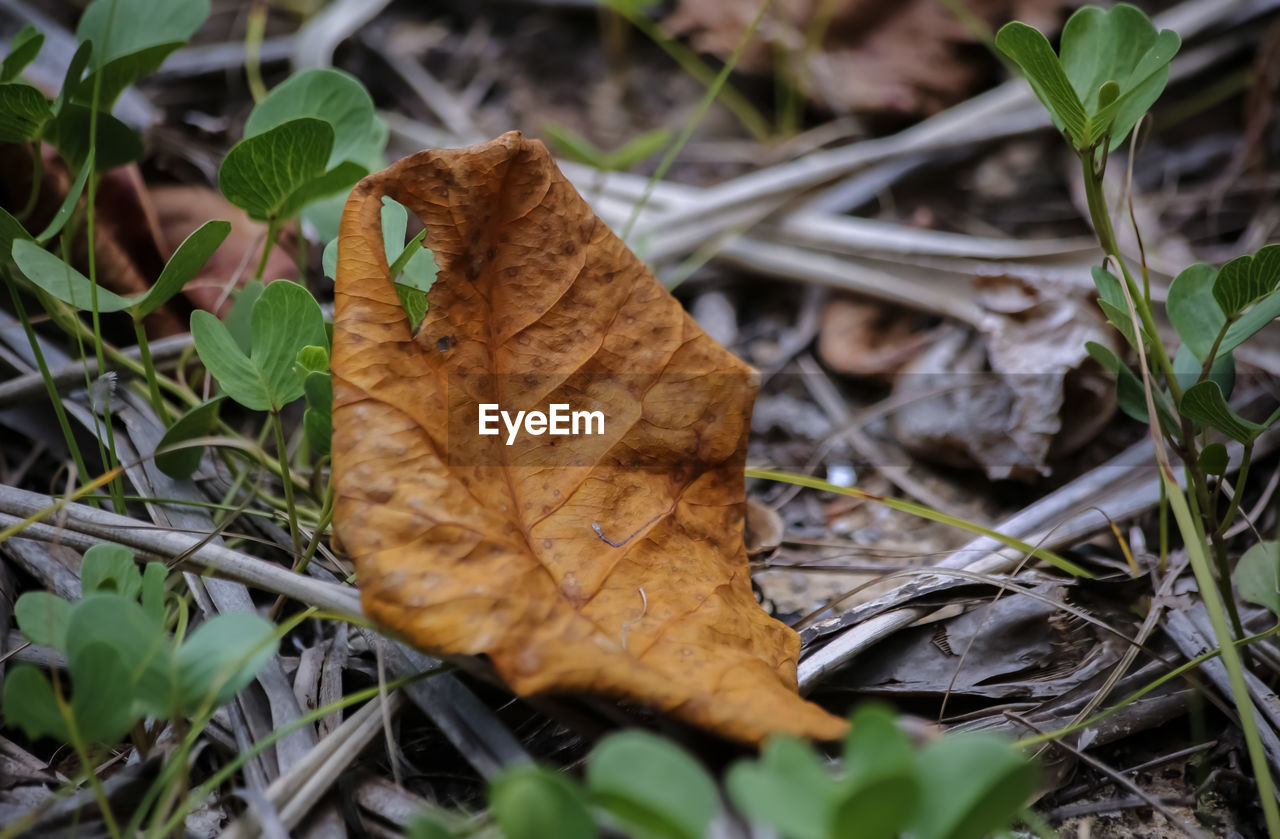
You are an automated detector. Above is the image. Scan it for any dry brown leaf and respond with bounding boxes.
[150,185,298,317]
[891,275,1116,481]
[664,0,1074,116]
[332,132,845,745]
[817,296,934,379]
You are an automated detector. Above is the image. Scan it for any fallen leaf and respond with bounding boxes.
[332,132,845,745]
[664,0,1073,116]
[744,497,784,556]
[817,296,934,380]
[150,184,299,317]
[891,275,1116,481]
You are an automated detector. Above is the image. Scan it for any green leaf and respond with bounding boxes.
[191,311,270,410]
[81,542,141,599]
[275,160,366,221]
[1086,340,1176,431]
[1214,244,1280,317]
[157,396,224,479]
[1172,342,1233,399]
[1091,266,1138,346]
[1236,541,1280,619]
[994,22,1088,144]
[396,283,429,331]
[1,26,44,83]
[12,239,134,312]
[296,344,329,374]
[381,197,436,328]
[391,232,434,287]
[303,370,333,457]
[1178,380,1266,444]
[726,736,836,839]
[1059,4,1179,150]
[0,83,52,142]
[606,128,672,170]
[833,705,920,839]
[2,665,70,741]
[1220,291,1280,357]
[381,196,410,264]
[69,641,139,743]
[136,220,230,316]
[226,279,264,354]
[587,730,718,839]
[1198,442,1229,476]
[66,594,171,717]
[192,280,327,411]
[322,237,338,280]
[14,591,71,649]
[299,116,387,242]
[490,766,597,839]
[1166,263,1225,361]
[36,157,90,244]
[219,118,334,222]
[0,206,32,270]
[53,41,91,116]
[250,280,329,405]
[406,819,462,839]
[75,0,209,105]
[906,733,1038,839]
[44,103,142,172]
[245,68,376,168]
[543,121,606,167]
[175,612,277,713]
[140,562,167,622]
[1086,30,1179,150]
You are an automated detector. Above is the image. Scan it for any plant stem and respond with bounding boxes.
[61,701,122,839]
[1216,443,1253,538]
[245,0,269,103]
[254,218,281,283]
[270,409,303,560]
[5,279,93,485]
[1163,469,1280,837]
[17,141,42,221]
[132,317,169,422]
[1079,150,1181,402]
[1187,472,1249,644]
[296,484,334,577]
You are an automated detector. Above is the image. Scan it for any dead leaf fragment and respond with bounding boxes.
[891,276,1116,481]
[150,185,299,316]
[332,132,844,745]
[664,0,1075,116]
[817,296,933,379]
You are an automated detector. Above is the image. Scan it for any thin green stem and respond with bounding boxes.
[621,0,776,240]
[1158,480,1169,571]
[253,218,281,283]
[245,0,269,103]
[1080,150,1181,403]
[1164,470,1280,836]
[1216,443,1253,538]
[296,484,334,577]
[5,280,92,483]
[270,409,303,560]
[56,685,122,839]
[132,317,169,422]
[158,672,430,835]
[1017,624,1280,748]
[600,0,770,142]
[17,142,42,221]
[1187,473,1248,644]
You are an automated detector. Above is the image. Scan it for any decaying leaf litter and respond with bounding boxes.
[1,0,1280,836]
